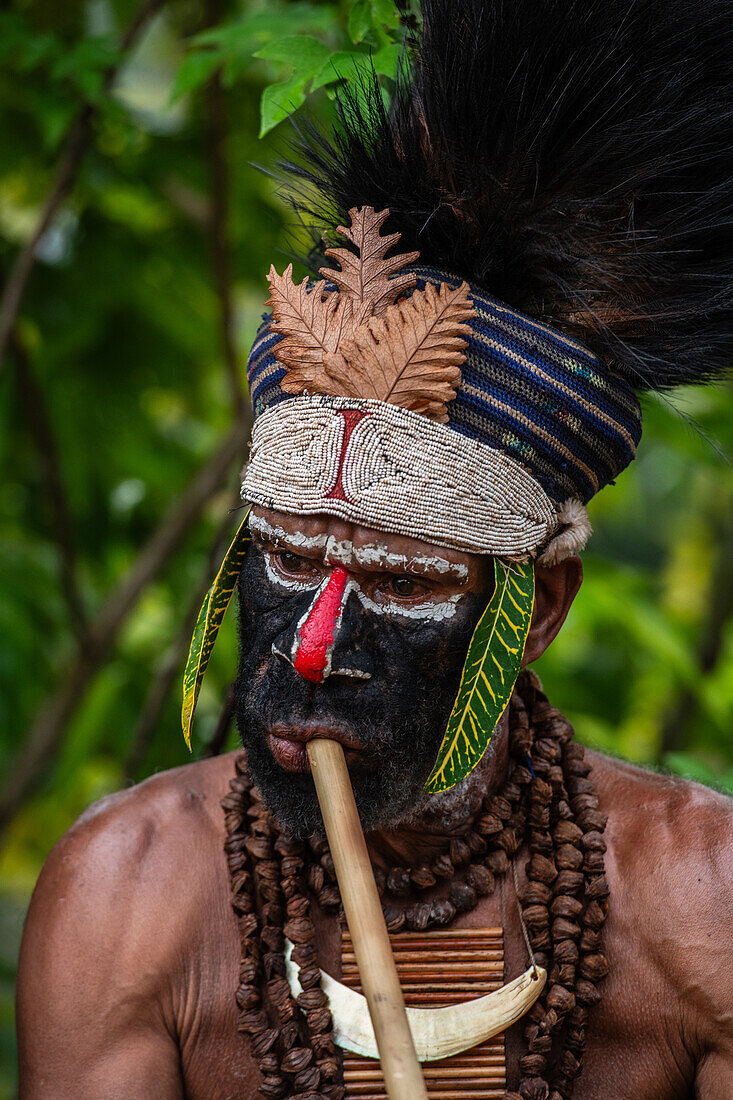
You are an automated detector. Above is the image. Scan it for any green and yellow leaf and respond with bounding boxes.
[181,509,251,750]
[425,557,535,793]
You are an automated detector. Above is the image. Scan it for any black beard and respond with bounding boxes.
[234,545,487,836]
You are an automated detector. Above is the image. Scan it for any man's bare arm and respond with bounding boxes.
[687,790,733,1098]
[17,791,184,1099]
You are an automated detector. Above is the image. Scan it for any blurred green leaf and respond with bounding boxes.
[193,5,339,51]
[169,49,222,102]
[255,36,332,134]
[348,0,401,44]
[254,34,332,68]
[311,43,400,90]
[348,0,374,44]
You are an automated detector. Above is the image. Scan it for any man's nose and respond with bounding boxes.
[273,566,372,683]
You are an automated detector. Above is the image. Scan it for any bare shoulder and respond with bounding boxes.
[588,748,733,873]
[33,750,238,907]
[586,750,733,1028]
[17,753,243,1097]
[19,752,239,1007]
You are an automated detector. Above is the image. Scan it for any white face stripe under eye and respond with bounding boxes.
[263,552,463,621]
[263,551,320,594]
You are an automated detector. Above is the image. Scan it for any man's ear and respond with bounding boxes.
[522,556,583,666]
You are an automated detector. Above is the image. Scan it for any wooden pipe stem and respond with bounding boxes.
[307,737,428,1100]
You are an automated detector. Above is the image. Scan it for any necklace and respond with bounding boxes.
[222,670,609,1099]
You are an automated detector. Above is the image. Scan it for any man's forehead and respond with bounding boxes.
[249,506,474,580]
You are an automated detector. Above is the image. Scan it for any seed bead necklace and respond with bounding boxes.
[222,670,609,1100]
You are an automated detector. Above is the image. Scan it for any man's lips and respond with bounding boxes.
[267,723,365,773]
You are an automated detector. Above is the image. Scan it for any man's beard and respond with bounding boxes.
[234,548,486,836]
[235,660,444,835]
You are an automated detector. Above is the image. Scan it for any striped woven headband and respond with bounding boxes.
[243,262,642,560]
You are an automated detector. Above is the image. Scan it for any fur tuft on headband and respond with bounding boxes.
[282,0,732,393]
[537,500,593,566]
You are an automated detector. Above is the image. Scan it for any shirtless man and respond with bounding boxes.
[17,509,733,1098]
[17,0,733,1094]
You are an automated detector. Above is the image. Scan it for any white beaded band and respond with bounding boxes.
[240,395,582,558]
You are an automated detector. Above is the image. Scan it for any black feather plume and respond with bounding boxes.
[282,0,732,391]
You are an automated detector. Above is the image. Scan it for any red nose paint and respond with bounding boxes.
[293,567,349,682]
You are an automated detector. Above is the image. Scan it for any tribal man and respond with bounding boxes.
[17,1,733,1097]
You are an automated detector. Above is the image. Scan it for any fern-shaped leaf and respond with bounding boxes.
[181,510,251,750]
[425,558,535,793]
[267,264,354,392]
[321,205,419,320]
[338,280,474,421]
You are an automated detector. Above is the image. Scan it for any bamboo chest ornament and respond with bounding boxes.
[341,928,509,1100]
[284,926,547,1097]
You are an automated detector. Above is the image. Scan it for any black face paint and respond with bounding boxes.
[234,544,488,836]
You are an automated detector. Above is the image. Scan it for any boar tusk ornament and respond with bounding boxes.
[284,938,546,1062]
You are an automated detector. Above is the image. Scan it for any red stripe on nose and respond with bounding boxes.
[293,567,349,683]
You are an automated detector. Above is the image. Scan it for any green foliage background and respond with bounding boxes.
[0,1,731,1093]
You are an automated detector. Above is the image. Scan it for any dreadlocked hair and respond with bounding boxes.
[223,671,610,1099]
[281,0,732,393]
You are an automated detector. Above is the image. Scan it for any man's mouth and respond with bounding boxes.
[266,723,366,773]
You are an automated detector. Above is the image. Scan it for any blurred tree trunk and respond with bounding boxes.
[0,414,249,835]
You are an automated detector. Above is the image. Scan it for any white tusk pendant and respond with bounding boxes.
[284,938,546,1062]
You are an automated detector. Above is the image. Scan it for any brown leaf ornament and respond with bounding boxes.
[266,206,476,422]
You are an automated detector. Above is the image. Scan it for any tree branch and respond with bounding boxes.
[0,410,249,833]
[12,335,88,647]
[0,0,167,372]
[205,0,245,415]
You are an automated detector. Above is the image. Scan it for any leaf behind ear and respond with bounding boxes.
[425,558,535,793]
[181,509,252,750]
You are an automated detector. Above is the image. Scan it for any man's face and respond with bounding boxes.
[234,507,492,836]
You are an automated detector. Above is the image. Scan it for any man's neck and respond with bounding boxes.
[365,716,510,869]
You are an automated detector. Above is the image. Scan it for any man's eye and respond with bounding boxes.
[275,551,312,574]
[389,576,422,598]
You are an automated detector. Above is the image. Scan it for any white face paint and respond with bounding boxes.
[263,550,463,622]
[249,512,327,553]
[322,535,469,582]
[263,551,318,594]
[250,510,471,614]
[345,578,462,621]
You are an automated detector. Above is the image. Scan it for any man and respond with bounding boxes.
[16,0,732,1097]
[16,507,733,1098]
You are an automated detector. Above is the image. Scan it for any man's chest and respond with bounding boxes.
[176,894,696,1100]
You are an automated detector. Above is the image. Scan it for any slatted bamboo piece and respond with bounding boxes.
[340,927,506,1099]
[308,739,428,1097]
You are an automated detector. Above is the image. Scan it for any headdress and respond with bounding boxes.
[185,0,732,789]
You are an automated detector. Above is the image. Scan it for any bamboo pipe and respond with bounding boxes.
[307,737,428,1100]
